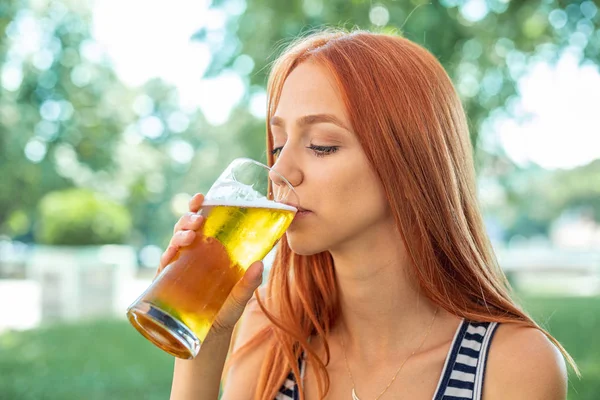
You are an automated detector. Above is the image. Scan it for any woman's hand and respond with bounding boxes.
[157,193,265,338]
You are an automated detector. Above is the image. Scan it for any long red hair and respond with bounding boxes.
[229,29,578,400]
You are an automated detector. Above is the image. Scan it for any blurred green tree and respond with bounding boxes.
[195,0,600,240]
[0,0,136,238]
[36,188,131,245]
[2,0,599,247]
[201,0,599,157]
[490,159,600,239]
[0,0,225,248]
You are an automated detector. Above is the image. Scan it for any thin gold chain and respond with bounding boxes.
[340,307,439,400]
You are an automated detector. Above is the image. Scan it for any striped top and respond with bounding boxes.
[275,319,499,400]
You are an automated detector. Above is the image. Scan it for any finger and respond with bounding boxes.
[157,245,179,274]
[212,261,264,331]
[189,193,205,213]
[241,261,265,287]
[169,230,196,248]
[173,213,205,234]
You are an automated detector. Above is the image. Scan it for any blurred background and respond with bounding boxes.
[0,0,599,398]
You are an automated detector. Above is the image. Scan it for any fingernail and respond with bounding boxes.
[190,214,201,222]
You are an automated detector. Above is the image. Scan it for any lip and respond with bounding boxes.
[283,202,309,213]
[292,209,312,222]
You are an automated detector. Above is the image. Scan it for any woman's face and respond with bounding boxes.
[270,60,392,256]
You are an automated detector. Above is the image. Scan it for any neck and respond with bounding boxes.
[328,219,438,361]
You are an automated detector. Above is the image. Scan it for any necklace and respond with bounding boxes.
[340,307,438,400]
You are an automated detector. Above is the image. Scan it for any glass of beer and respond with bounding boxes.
[126,158,298,359]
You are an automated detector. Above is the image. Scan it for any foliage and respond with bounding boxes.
[485,159,600,239]
[197,0,600,238]
[36,188,131,245]
[0,0,136,240]
[204,0,600,160]
[1,0,599,246]
[0,296,598,399]
[0,0,258,248]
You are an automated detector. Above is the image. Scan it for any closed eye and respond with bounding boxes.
[270,145,339,158]
[308,145,339,157]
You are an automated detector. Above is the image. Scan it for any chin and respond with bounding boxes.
[285,235,327,256]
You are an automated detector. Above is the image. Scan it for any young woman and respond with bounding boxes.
[164,29,575,400]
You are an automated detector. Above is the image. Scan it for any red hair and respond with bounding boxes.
[229,29,578,400]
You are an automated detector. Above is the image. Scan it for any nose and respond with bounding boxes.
[269,150,302,191]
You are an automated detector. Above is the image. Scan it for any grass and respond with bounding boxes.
[518,296,600,400]
[0,319,174,400]
[0,296,598,399]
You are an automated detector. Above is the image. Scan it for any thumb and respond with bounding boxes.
[211,261,265,333]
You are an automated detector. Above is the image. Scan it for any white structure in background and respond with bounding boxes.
[0,241,152,334]
[0,280,41,332]
[550,212,600,249]
[0,239,40,332]
[26,245,137,323]
[496,244,600,296]
[1,236,599,334]
[492,211,600,296]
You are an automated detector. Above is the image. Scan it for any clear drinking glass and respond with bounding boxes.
[126,158,298,359]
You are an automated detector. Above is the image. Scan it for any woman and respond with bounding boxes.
[164,29,576,399]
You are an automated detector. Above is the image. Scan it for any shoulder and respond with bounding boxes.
[483,322,568,400]
[221,287,273,399]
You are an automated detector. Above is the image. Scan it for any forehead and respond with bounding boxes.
[274,60,349,122]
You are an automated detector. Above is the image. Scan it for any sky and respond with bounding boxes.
[92,0,600,170]
[92,0,246,125]
[494,51,600,170]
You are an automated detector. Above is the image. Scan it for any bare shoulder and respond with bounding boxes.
[221,287,273,400]
[483,322,568,400]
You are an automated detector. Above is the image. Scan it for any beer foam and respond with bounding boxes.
[203,198,297,212]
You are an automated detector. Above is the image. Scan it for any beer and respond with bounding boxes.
[127,200,296,359]
[126,157,298,359]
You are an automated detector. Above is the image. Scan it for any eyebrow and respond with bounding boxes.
[270,113,351,131]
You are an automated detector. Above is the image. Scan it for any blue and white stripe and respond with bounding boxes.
[275,355,306,400]
[275,319,498,400]
[432,320,498,400]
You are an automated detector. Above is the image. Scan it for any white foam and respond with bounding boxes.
[208,180,262,202]
[202,199,297,212]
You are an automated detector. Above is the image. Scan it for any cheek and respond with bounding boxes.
[285,156,389,254]
[325,162,386,214]
[317,162,389,233]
